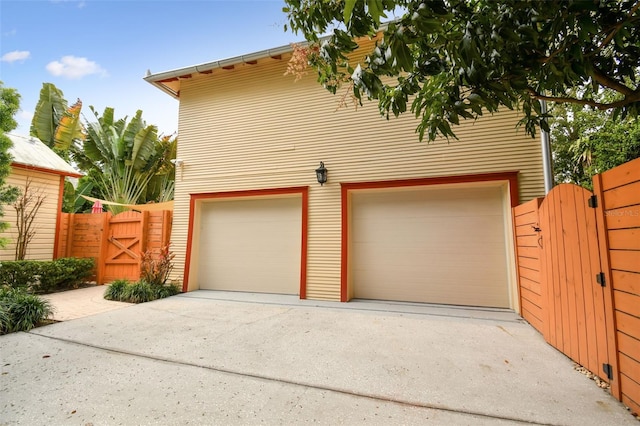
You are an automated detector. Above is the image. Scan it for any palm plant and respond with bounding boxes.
[79,106,174,213]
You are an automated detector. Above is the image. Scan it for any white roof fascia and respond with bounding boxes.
[144,43,297,99]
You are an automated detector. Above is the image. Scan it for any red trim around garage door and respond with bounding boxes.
[183,186,309,297]
[339,171,519,302]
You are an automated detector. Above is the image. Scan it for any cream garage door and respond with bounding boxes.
[351,184,510,308]
[198,196,302,294]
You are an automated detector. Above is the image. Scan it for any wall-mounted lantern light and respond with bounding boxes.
[315,161,327,186]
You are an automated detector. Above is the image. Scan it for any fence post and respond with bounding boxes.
[592,173,621,400]
[64,213,75,258]
[96,212,111,285]
[162,210,172,247]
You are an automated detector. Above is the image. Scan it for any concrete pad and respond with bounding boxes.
[40,285,132,321]
[1,290,637,425]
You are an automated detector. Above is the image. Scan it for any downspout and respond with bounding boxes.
[539,100,554,194]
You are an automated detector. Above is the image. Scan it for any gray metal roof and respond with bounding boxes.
[7,133,82,177]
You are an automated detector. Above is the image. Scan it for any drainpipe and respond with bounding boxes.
[539,100,554,194]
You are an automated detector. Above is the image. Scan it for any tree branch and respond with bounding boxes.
[596,0,640,52]
[527,88,640,110]
[590,66,638,97]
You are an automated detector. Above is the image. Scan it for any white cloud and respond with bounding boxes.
[1,50,30,63]
[46,55,107,79]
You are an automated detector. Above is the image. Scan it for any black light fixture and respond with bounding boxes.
[315,161,328,185]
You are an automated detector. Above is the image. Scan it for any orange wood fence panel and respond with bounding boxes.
[538,184,610,383]
[56,210,172,284]
[56,213,106,281]
[512,197,544,333]
[593,157,640,412]
[512,157,640,415]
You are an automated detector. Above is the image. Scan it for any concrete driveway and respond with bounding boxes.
[1,290,636,425]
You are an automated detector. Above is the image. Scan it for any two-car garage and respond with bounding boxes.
[189,177,515,309]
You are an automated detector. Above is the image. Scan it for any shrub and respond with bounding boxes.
[104,280,180,304]
[103,245,180,304]
[37,258,94,293]
[0,258,95,294]
[153,283,181,299]
[104,280,130,301]
[0,287,53,334]
[123,281,155,304]
[0,261,40,290]
[140,244,175,287]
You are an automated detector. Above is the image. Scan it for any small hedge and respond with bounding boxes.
[104,279,180,304]
[0,258,95,294]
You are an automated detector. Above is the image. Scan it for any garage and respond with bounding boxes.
[350,183,511,308]
[197,196,302,294]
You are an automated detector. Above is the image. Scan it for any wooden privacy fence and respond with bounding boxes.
[513,157,640,414]
[56,210,173,284]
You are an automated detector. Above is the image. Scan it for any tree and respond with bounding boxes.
[283,0,640,141]
[0,82,22,248]
[78,106,175,213]
[12,178,45,260]
[551,103,640,189]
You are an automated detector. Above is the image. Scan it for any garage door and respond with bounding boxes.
[197,196,302,294]
[351,184,510,308]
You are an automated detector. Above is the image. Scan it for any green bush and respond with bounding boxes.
[140,244,175,286]
[0,258,95,294]
[153,283,181,299]
[0,287,53,334]
[104,280,180,304]
[104,280,129,301]
[124,281,155,304]
[37,258,94,293]
[0,261,40,290]
[102,244,181,304]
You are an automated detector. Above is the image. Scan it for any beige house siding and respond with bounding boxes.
[169,42,545,301]
[0,168,63,261]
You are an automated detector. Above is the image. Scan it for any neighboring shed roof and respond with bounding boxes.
[7,133,82,178]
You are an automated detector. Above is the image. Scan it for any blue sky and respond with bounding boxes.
[0,0,297,137]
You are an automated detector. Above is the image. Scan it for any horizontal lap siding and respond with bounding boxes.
[1,170,62,261]
[173,39,545,300]
[598,157,640,412]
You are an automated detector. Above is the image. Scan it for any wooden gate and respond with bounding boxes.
[513,157,640,414]
[56,210,172,284]
[103,211,146,283]
[538,184,612,384]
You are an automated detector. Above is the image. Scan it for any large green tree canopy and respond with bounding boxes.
[0,82,22,247]
[283,0,640,141]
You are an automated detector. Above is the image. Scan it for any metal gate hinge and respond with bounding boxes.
[603,363,613,380]
[596,272,606,287]
[588,195,598,208]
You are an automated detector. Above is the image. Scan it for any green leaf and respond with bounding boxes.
[54,99,85,151]
[30,83,67,148]
[343,0,356,25]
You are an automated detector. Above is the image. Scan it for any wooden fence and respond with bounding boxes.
[56,210,173,284]
[513,157,640,414]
